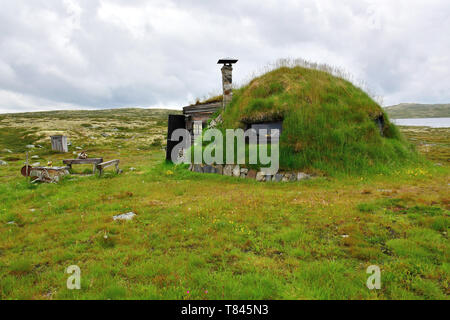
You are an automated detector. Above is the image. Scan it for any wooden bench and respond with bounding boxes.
[63,158,103,174]
[96,160,120,176]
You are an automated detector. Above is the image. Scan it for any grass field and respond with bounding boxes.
[0,109,448,300]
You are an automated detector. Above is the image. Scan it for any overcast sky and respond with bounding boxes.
[0,0,449,113]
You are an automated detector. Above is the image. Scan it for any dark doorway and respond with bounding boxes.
[166,115,186,161]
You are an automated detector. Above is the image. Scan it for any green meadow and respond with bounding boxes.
[0,109,448,300]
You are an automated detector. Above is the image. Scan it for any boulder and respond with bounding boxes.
[265,175,272,182]
[256,171,265,182]
[31,155,39,159]
[193,164,203,173]
[223,164,233,176]
[26,145,35,149]
[289,173,297,182]
[0,160,8,166]
[247,170,257,179]
[216,164,223,175]
[282,173,292,182]
[273,173,283,182]
[203,165,216,174]
[188,164,193,171]
[297,172,311,180]
[232,165,240,177]
[113,212,136,221]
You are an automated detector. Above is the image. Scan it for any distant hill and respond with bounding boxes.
[0,107,181,121]
[384,103,450,119]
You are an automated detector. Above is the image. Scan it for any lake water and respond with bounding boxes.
[392,118,450,128]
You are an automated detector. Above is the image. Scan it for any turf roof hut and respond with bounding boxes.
[217,64,416,174]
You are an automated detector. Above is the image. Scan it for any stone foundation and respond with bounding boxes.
[188,164,312,182]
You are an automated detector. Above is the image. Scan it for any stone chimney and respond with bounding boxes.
[218,58,238,110]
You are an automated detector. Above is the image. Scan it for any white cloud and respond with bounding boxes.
[0,0,449,113]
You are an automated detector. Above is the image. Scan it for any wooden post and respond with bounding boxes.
[26,152,29,183]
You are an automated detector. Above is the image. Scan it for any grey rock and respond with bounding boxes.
[240,173,246,178]
[240,168,249,174]
[31,155,39,159]
[297,172,311,180]
[129,167,136,171]
[6,221,15,225]
[232,165,240,177]
[216,164,223,175]
[32,162,40,166]
[0,160,8,166]
[188,164,193,171]
[193,164,203,173]
[36,144,44,148]
[282,173,292,182]
[256,171,265,182]
[273,173,283,182]
[265,175,272,182]
[75,147,83,150]
[101,133,110,137]
[289,173,297,182]
[26,145,35,149]
[203,165,216,174]
[113,212,136,221]
[2,149,12,153]
[223,164,233,176]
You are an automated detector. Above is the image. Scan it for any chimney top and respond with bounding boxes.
[217,58,238,65]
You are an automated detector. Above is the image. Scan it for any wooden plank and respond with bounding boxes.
[63,158,103,165]
[97,160,120,169]
[96,160,120,176]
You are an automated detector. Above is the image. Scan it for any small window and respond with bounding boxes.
[247,121,282,143]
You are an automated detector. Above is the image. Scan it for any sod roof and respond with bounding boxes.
[218,66,419,175]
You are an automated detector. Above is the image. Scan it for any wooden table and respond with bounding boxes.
[62,158,103,174]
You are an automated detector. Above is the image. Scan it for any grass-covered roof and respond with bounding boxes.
[216,64,420,175]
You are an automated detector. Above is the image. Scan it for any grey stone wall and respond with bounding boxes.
[188,164,313,183]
